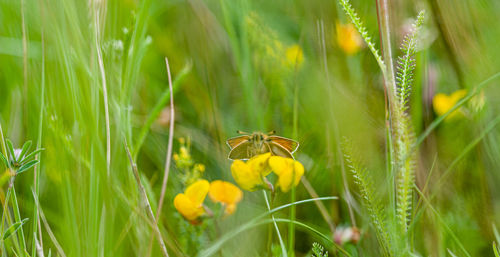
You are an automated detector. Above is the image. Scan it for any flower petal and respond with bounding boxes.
[248,152,272,176]
[209,180,243,205]
[270,156,305,192]
[174,193,205,221]
[231,160,263,191]
[184,179,210,206]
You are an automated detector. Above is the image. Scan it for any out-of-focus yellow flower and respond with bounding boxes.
[269,156,304,192]
[174,180,210,221]
[336,22,363,55]
[194,164,205,173]
[179,146,190,159]
[285,44,304,68]
[432,89,467,120]
[231,153,272,191]
[209,180,243,215]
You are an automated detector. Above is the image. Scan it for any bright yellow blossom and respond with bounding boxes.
[209,180,243,215]
[432,89,467,120]
[231,153,272,191]
[174,179,210,221]
[269,156,304,192]
[285,44,304,68]
[336,22,363,55]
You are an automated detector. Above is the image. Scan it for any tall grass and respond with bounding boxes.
[1,0,500,256]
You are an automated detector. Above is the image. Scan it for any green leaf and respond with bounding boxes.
[18,140,32,163]
[6,139,15,162]
[17,160,39,175]
[0,152,8,167]
[494,242,500,257]
[20,149,44,164]
[2,218,29,240]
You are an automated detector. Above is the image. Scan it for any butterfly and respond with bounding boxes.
[226,131,299,160]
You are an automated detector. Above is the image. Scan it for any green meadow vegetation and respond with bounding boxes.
[1,0,500,256]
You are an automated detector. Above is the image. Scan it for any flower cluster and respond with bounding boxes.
[231,153,305,193]
[173,138,244,222]
[173,139,304,224]
[174,179,243,222]
[173,138,205,186]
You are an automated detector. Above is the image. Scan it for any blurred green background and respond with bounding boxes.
[1,0,500,256]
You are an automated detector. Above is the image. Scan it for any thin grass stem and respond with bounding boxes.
[124,139,169,257]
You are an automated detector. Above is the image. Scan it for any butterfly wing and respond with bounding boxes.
[226,135,251,149]
[228,141,253,160]
[269,142,294,159]
[268,136,299,153]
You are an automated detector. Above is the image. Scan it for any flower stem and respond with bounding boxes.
[263,190,287,257]
[11,183,27,256]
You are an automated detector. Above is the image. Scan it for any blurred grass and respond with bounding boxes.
[1,0,500,256]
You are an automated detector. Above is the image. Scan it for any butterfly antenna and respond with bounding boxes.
[237,130,249,135]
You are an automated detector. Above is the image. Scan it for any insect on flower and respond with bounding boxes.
[226,131,299,160]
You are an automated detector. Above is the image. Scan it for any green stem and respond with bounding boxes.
[11,184,27,256]
[263,190,287,257]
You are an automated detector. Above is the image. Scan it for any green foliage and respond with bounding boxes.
[2,218,28,241]
[311,242,328,257]
[0,0,500,256]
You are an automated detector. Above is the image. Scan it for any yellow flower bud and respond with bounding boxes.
[209,180,243,215]
[269,156,304,193]
[195,163,206,173]
[173,179,209,221]
[180,146,190,159]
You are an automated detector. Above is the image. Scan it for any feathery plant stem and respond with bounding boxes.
[343,140,392,256]
[392,12,424,239]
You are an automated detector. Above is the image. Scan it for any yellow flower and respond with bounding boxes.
[194,163,205,173]
[285,44,304,68]
[231,153,272,191]
[336,22,363,55]
[432,89,467,120]
[209,180,243,215]
[173,179,210,221]
[269,156,304,193]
